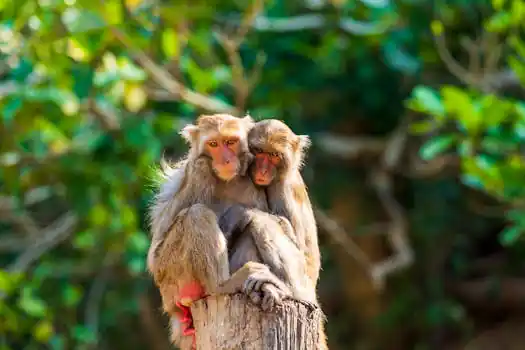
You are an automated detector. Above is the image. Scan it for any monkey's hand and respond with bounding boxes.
[242,264,292,311]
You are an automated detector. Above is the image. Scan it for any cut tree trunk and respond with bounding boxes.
[191,293,324,349]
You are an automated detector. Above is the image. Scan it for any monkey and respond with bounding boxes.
[147,114,313,349]
[247,119,321,288]
[245,119,328,348]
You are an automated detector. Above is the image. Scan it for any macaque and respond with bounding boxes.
[248,119,321,287]
[247,119,327,347]
[147,114,312,349]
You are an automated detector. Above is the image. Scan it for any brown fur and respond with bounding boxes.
[147,114,315,349]
[248,119,327,349]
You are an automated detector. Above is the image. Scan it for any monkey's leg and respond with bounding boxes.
[218,207,294,309]
[244,210,317,303]
[179,203,231,293]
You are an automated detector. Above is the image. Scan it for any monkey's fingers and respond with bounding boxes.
[244,276,261,294]
[296,299,318,311]
[248,291,262,305]
[260,284,284,311]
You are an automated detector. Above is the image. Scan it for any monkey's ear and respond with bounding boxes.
[242,114,255,128]
[179,124,198,144]
[297,135,311,152]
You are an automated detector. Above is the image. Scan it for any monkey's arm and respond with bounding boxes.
[218,204,299,247]
[220,205,315,304]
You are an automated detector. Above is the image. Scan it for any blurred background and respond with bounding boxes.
[1,0,525,349]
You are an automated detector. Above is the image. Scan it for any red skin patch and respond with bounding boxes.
[175,281,207,348]
[253,153,278,185]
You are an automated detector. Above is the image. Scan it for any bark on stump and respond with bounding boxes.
[191,293,324,349]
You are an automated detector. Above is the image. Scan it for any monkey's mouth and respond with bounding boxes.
[254,177,271,186]
[214,168,238,182]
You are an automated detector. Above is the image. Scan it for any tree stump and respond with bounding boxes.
[191,293,324,349]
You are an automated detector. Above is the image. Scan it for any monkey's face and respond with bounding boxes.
[204,133,243,181]
[248,119,312,186]
[250,148,281,186]
[180,114,255,182]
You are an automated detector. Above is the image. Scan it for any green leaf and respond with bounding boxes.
[73,230,96,249]
[34,320,54,343]
[409,120,436,134]
[128,231,149,252]
[510,0,525,25]
[492,0,505,10]
[409,85,445,117]
[127,256,145,275]
[360,0,389,9]
[49,334,65,350]
[72,325,97,344]
[506,208,525,223]
[183,57,216,93]
[162,28,179,58]
[419,134,456,161]
[18,288,47,317]
[508,56,525,85]
[461,173,485,192]
[212,66,232,84]
[485,11,512,32]
[500,225,522,246]
[103,1,123,25]
[479,94,511,126]
[0,270,22,295]
[62,9,106,34]
[509,35,525,59]
[441,86,479,132]
[63,285,83,307]
[3,97,23,123]
[118,59,147,82]
[89,204,109,227]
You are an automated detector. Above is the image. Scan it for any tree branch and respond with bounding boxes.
[7,212,78,273]
[221,13,392,36]
[108,27,238,115]
[314,207,373,270]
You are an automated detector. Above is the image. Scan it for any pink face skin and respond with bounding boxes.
[205,136,241,181]
[252,152,281,186]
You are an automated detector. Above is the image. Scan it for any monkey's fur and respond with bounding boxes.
[247,119,327,349]
[147,114,315,349]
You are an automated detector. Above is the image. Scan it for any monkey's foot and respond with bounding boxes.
[261,283,288,311]
[294,299,318,311]
[242,268,291,311]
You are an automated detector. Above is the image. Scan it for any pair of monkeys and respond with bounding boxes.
[147,114,325,349]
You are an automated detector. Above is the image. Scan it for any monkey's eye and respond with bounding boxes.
[252,147,263,154]
[225,139,238,146]
[270,152,280,158]
[208,140,218,147]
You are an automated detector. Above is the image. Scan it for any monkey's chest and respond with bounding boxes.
[213,180,267,211]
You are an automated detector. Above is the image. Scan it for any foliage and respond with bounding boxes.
[0,0,524,348]
[407,0,525,246]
